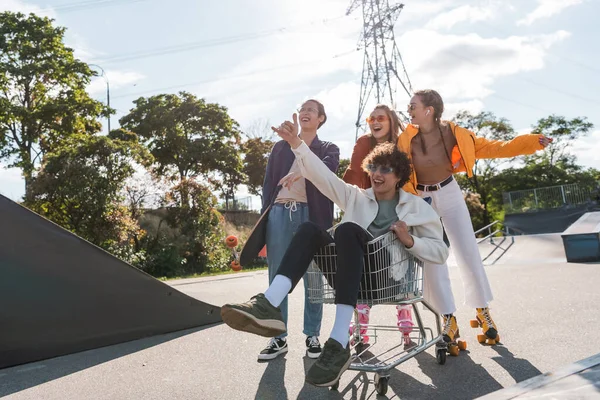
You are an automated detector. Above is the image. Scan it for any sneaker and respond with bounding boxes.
[258,338,288,361]
[306,336,322,359]
[305,338,352,387]
[220,293,286,337]
[442,314,460,343]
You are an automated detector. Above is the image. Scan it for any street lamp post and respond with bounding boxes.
[89,64,111,132]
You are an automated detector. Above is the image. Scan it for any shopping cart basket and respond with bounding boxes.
[307,230,447,395]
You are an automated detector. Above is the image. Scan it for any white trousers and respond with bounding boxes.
[419,178,494,314]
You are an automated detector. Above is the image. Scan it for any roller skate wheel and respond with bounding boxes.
[486,338,497,345]
[448,345,459,356]
[362,335,369,344]
[457,340,467,351]
[477,334,487,344]
[436,348,447,365]
[470,319,480,328]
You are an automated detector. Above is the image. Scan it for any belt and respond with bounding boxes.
[416,176,454,192]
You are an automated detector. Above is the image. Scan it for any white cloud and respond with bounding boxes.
[88,70,145,96]
[397,29,570,102]
[517,0,584,26]
[425,5,495,30]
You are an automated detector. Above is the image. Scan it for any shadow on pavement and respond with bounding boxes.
[255,356,288,400]
[357,348,504,399]
[0,325,214,398]
[490,345,543,383]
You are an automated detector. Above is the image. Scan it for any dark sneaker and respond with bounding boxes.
[306,336,322,359]
[306,338,352,387]
[221,293,286,337]
[257,338,288,361]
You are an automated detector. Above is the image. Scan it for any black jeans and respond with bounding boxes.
[276,221,382,307]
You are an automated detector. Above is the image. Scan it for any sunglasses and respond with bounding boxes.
[366,164,394,174]
[407,104,417,111]
[366,115,388,124]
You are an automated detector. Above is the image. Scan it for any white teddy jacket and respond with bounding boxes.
[292,141,449,265]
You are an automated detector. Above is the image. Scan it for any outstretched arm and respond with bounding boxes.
[272,114,358,211]
[473,131,553,159]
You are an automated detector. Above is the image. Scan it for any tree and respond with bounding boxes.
[452,111,516,226]
[161,179,229,276]
[525,115,594,183]
[0,12,107,201]
[242,137,273,200]
[336,158,350,179]
[119,92,243,202]
[27,133,149,250]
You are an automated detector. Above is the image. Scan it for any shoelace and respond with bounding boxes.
[268,338,284,350]
[307,336,320,348]
[442,315,453,335]
[479,308,494,327]
[319,342,336,365]
[356,306,370,315]
[284,200,298,221]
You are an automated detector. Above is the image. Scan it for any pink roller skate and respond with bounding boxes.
[397,304,415,348]
[349,304,370,345]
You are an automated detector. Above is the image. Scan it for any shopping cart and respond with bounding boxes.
[307,230,447,395]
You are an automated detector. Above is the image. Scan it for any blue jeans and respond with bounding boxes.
[266,202,323,339]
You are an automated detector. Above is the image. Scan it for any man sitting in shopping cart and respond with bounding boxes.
[221,113,449,388]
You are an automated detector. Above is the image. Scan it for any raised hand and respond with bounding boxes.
[272,113,302,149]
[278,171,302,190]
[539,135,553,148]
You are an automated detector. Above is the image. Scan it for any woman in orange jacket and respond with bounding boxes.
[399,89,553,345]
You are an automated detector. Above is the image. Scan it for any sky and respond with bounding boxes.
[1,0,599,209]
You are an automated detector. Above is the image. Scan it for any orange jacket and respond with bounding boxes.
[342,134,372,189]
[397,122,545,194]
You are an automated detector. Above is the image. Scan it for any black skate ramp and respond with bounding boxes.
[0,194,221,370]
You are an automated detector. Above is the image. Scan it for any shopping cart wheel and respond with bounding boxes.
[331,381,340,391]
[436,348,447,365]
[374,374,389,395]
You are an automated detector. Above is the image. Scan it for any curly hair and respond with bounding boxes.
[361,142,412,189]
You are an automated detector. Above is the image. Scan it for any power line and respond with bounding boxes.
[93,15,347,65]
[45,0,148,13]
[111,49,358,100]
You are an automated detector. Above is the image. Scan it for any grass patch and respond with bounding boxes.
[158,264,268,281]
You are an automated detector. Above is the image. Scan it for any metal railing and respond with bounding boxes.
[474,220,515,263]
[474,220,514,245]
[503,183,594,214]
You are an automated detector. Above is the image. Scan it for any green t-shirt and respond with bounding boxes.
[367,193,399,238]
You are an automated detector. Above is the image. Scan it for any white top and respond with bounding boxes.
[275,160,307,203]
[292,141,449,265]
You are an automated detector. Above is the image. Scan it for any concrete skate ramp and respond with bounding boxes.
[477,233,567,266]
[504,203,598,234]
[0,195,221,370]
